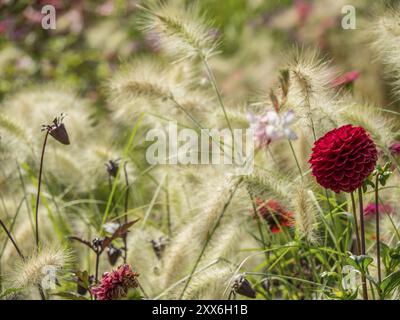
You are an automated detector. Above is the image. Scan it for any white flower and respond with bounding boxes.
[247,112,271,148]
[103,222,119,234]
[265,110,298,141]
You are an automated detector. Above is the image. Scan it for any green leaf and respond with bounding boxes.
[381,271,400,298]
[346,254,373,273]
[0,288,23,299]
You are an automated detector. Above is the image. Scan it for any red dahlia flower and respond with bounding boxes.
[255,198,293,233]
[91,264,139,300]
[309,124,378,193]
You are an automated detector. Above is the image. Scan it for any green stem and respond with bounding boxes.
[288,139,303,179]
[35,130,49,249]
[350,192,361,255]
[358,187,368,300]
[375,175,382,285]
[202,58,233,136]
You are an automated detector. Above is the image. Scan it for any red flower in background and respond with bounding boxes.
[309,124,378,193]
[331,71,360,89]
[91,264,139,300]
[389,142,400,155]
[364,203,394,218]
[255,198,293,233]
[294,0,313,25]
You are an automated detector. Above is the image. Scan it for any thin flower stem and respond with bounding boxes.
[0,219,24,260]
[350,192,361,255]
[178,178,242,299]
[266,146,279,167]
[165,175,172,238]
[95,251,100,284]
[375,175,382,285]
[202,58,234,137]
[35,130,49,249]
[287,139,303,179]
[358,187,368,300]
[325,189,337,236]
[123,161,129,264]
[248,192,267,254]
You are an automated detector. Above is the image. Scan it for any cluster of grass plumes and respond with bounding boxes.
[2,0,400,301]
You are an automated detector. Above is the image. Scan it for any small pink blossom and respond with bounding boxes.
[364,203,394,218]
[331,71,360,88]
[295,0,313,25]
[91,264,139,300]
[389,142,400,155]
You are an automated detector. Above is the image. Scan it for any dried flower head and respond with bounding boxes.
[42,113,70,145]
[309,124,378,193]
[105,159,120,178]
[231,274,256,299]
[151,237,168,260]
[107,244,122,266]
[91,264,139,300]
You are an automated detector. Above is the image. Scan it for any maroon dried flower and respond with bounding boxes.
[389,142,400,155]
[309,124,378,193]
[105,159,120,178]
[42,114,70,145]
[107,244,122,266]
[91,264,139,300]
[331,71,360,89]
[364,203,394,218]
[255,198,293,233]
[232,274,256,299]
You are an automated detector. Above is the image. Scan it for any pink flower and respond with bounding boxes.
[331,71,360,88]
[295,0,313,25]
[247,113,271,148]
[364,203,394,218]
[389,142,400,155]
[91,264,139,300]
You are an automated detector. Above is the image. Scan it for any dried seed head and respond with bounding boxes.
[151,237,168,260]
[232,274,256,299]
[107,244,122,266]
[105,159,120,178]
[42,113,70,145]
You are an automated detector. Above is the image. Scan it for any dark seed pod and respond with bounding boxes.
[107,244,122,266]
[77,280,87,295]
[232,275,256,299]
[151,237,168,259]
[105,159,120,178]
[49,122,70,145]
[92,238,103,250]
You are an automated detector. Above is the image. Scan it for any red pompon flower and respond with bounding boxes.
[91,264,139,300]
[255,198,293,233]
[363,203,394,218]
[309,124,378,193]
[331,71,360,89]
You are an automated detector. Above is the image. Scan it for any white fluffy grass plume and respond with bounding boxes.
[291,183,318,243]
[138,1,219,61]
[9,245,72,289]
